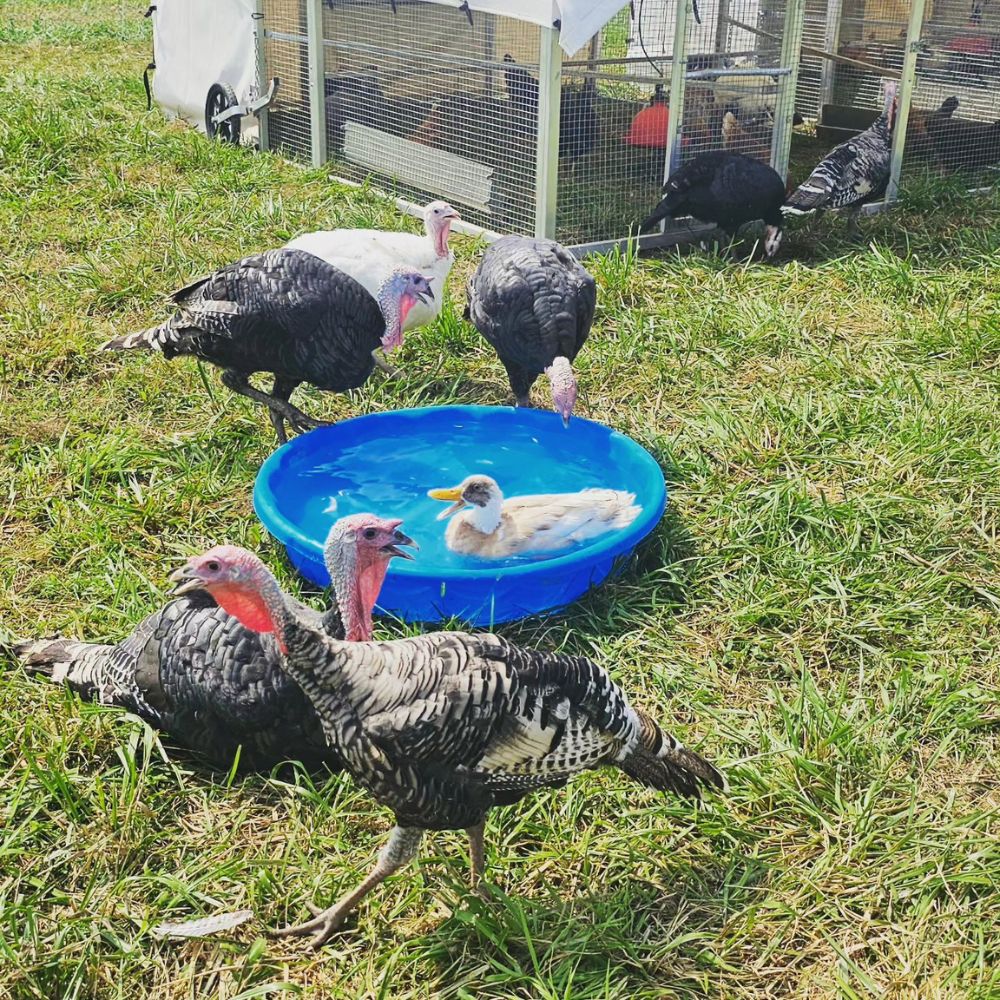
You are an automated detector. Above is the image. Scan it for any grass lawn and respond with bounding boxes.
[2,3,1000,998]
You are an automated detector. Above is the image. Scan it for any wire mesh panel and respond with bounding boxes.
[262,0,313,160]
[317,2,541,235]
[554,9,666,245]
[903,0,1000,184]
[680,0,793,166]
[796,0,834,118]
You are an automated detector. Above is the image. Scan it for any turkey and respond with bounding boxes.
[285,200,460,364]
[502,55,600,165]
[783,80,898,239]
[103,251,433,442]
[13,514,415,772]
[170,544,726,949]
[925,96,1000,172]
[639,151,786,258]
[465,235,596,425]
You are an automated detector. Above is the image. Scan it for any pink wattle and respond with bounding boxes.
[208,583,286,651]
[344,556,391,642]
[435,221,452,258]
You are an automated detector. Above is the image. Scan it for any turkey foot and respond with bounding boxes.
[270,899,353,949]
[372,350,402,379]
[270,825,423,949]
[221,369,327,443]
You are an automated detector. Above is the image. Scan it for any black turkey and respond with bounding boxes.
[103,250,433,442]
[640,151,786,258]
[13,515,415,772]
[465,235,596,425]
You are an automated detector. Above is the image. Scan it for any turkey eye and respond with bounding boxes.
[363,528,377,540]
[205,560,220,572]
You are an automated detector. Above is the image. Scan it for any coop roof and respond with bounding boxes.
[410,0,629,55]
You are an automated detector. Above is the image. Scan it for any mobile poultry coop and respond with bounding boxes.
[247,0,810,251]
[146,0,279,145]
[795,0,1000,200]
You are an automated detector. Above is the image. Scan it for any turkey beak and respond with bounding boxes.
[443,208,460,221]
[429,486,466,520]
[169,563,205,597]
[417,281,434,304]
[383,528,417,561]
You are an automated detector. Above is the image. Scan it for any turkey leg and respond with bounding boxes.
[220,369,325,443]
[466,820,488,897]
[270,825,423,949]
[845,205,864,242]
[372,350,402,379]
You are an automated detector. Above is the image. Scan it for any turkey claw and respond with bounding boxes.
[269,903,349,949]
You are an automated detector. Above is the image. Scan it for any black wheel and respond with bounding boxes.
[205,82,241,144]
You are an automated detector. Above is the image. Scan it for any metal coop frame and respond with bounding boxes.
[254,0,811,252]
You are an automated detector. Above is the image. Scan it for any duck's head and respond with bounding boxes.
[428,474,503,521]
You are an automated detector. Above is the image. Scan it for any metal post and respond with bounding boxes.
[253,0,269,153]
[770,0,806,177]
[534,26,562,239]
[306,0,327,167]
[819,0,842,109]
[585,31,602,92]
[886,0,926,204]
[662,0,692,196]
[715,0,731,55]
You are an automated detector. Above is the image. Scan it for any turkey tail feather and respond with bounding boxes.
[13,637,111,701]
[102,326,161,351]
[620,707,726,798]
[783,183,828,215]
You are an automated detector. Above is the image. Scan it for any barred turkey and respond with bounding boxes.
[784,80,898,239]
[171,544,726,948]
[465,235,596,425]
[13,515,415,772]
[103,251,433,442]
[639,151,786,258]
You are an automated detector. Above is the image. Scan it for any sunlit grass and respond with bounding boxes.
[2,3,1000,998]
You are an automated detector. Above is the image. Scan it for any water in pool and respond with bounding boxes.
[275,417,645,573]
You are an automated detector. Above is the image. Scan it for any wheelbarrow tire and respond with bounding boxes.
[205,82,241,144]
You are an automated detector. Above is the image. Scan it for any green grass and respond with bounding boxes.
[2,4,1000,998]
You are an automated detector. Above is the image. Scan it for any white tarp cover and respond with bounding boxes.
[410,0,630,55]
[151,0,258,131]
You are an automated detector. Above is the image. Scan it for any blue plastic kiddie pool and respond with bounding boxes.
[253,405,666,626]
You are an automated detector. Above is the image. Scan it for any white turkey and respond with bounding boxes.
[286,201,460,371]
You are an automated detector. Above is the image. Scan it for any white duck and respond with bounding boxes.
[286,201,460,370]
[429,474,641,559]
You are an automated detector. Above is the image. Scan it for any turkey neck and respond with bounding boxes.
[327,543,388,642]
[427,219,452,260]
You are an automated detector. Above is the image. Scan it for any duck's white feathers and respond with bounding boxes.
[446,488,641,558]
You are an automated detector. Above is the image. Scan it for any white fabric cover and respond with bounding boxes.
[151,0,258,132]
[410,0,629,55]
